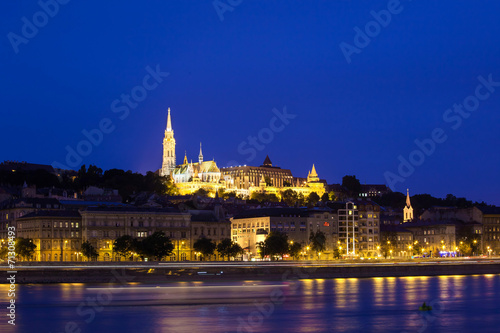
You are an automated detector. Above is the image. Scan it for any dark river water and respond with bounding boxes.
[1,274,500,333]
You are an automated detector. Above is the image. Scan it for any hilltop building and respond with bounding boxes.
[159,110,324,198]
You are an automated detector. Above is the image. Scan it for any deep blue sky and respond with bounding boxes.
[1,1,499,205]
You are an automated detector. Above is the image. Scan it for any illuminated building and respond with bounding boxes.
[231,208,338,260]
[403,188,414,222]
[222,156,326,199]
[160,108,226,196]
[80,206,192,261]
[160,108,176,177]
[15,210,82,261]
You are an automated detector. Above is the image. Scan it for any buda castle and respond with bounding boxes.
[159,108,325,198]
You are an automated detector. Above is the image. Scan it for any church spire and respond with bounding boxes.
[403,188,414,223]
[311,164,318,177]
[199,142,203,164]
[183,151,188,164]
[160,108,176,177]
[166,107,172,132]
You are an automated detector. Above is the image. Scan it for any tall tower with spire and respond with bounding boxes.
[403,188,414,223]
[160,108,176,177]
[198,142,203,164]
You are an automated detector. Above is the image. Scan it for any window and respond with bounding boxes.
[65,222,68,228]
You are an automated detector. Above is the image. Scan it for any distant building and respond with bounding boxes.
[402,219,483,257]
[221,156,293,191]
[16,210,82,261]
[80,206,192,261]
[231,207,338,260]
[0,160,56,175]
[0,198,62,240]
[380,224,414,258]
[420,206,498,253]
[336,199,381,257]
[358,184,391,198]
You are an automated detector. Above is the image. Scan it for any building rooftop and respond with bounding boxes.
[17,210,81,219]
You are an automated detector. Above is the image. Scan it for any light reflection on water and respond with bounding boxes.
[1,274,500,333]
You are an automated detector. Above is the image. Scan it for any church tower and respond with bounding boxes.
[160,108,176,177]
[198,142,203,164]
[403,189,414,223]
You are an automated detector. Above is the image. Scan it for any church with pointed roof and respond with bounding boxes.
[159,109,325,198]
[403,189,414,222]
[159,109,225,195]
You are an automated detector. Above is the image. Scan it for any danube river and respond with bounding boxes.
[2,274,499,332]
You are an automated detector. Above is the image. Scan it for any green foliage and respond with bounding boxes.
[81,241,98,261]
[281,189,298,206]
[250,192,280,203]
[307,192,320,207]
[113,235,135,258]
[216,238,243,260]
[139,232,175,261]
[0,246,8,260]
[221,191,237,200]
[262,231,289,260]
[0,169,60,188]
[193,188,210,197]
[193,237,216,260]
[289,242,302,260]
[342,175,361,197]
[328,191,338,201]
[264,176,273,186]
[380,232,397,259]
[309,230,326,257]
[15,238,36,260]
[321,192,329,202]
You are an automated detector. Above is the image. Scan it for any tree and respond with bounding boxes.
[113,235,135,259]
[328,191,338,201]
[0,246,8,260]
[309,231,326,259]
[221,191,237,200]
[263,232,289,260]
[81,241,98,261]
[217,238,235,260]
[193,188,210,197]
[281,189,298,206]
[289,242,302,260]
[193,237,216,260]
[228,243,244,259]
[307,192,320,207]
[15,238,36,261]
[321,192,329,202]
[141,232,174,261]
[264,176,273,186]
[283,180,292,187]
[342,175,361,198]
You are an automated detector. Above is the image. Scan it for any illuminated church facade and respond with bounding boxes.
[160,109,325,198]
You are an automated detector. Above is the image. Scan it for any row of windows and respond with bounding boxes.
[193,227,225,236]
[87,221,187,228]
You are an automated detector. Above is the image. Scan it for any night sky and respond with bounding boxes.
[1,1,499,204]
